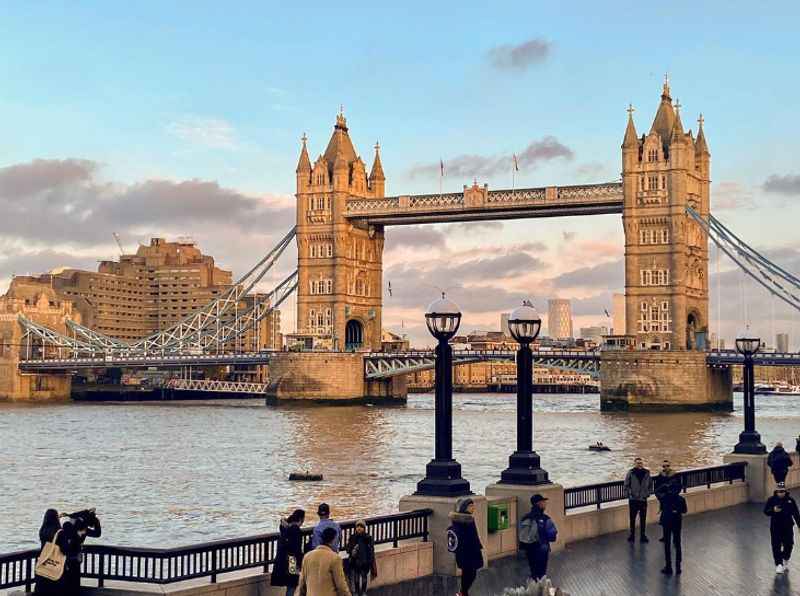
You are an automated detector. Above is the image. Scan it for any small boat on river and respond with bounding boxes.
[289,472,324,482]
[588,443,611,452]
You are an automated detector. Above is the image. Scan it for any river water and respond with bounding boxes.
[2,392,799,553]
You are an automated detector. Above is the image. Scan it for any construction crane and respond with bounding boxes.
[112,233,128,256]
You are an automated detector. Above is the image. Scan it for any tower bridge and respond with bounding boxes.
[7,80,800,408]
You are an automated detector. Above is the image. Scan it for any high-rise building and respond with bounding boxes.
[612,293,626,335]
[547,299,573,340]
[7,238,282,350]
[777,333,790,353]
[500,313,511,336]
[580,326,609,344]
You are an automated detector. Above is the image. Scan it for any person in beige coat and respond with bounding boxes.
[298,527,352,596]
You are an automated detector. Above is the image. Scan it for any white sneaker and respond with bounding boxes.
[776,564,784,574]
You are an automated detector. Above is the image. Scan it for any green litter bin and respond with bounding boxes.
[487,502,509,533]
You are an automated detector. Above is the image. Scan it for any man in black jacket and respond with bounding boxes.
[764,482,800,574]
[623,457,651,543]
[660,483,687,575]
[768,443,794,484]
[653,460,677,543]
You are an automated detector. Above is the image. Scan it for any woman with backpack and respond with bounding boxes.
[345,519,377,595]
[518,494,558,581]
[447,497,484,596]
[270,509,306,596]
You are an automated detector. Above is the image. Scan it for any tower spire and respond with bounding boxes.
[369,140,385,181]
[623,103,639,148]
[296,132,311,173]
[695,113,710,154]
[671,99,685,139]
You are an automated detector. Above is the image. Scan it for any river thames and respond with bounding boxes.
[2,392,799,552]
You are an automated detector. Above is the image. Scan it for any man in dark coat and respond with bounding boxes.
[659,483,687,575]
[768,442,794,484]
[764,482,800,574]
[653,460,678,543]
[624,457,651,543]
[447,497,483,596]
[519,494,558,581]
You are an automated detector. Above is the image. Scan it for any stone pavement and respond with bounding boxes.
[470,503,797,596]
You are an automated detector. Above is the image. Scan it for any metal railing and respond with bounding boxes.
[564,462,747,511]
[0,509,431,592]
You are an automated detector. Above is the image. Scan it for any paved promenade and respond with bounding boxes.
[474,503,795,596]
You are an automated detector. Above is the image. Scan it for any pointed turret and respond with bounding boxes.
[623,104,639,148]
[296,133,311,173]
[695,114,710,155]
[671,100,685,140]
[323,112,358,172]
[649,75,675,144]
[369,141,385,197]
[369,141,385,180]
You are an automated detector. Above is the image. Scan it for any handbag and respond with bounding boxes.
[287,554,299,576]
[35,530,66,581]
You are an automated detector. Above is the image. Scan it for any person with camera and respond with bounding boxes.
[271,509,306,596]
[61,508,102,595]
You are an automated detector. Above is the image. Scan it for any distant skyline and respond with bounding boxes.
[1,2,799,348]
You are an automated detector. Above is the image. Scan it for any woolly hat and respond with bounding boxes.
[456,497,474,514]
[355,519,367,529]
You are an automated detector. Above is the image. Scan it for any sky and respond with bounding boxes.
[1,1,799,348]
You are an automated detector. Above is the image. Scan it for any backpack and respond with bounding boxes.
[446,526,459,553]
[518,518,538,545]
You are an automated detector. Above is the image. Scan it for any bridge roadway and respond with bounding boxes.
[344,182,624,226]
[475,503,791,596]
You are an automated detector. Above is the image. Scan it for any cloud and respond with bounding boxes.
[407,137,573,180]
[166,117,240,150]
[763,174,800,196]
[488,38,551,71]
[0,159,97,198]
[0,250,98,280]
[384,226,446,252]
[574,162,608,181]
[446,221,505,234]
[713,182,755,210]
[550,258,624,290]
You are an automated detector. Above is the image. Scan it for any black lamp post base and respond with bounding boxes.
[734,431,767,454]
[415,460,472,497]
[499,451,551,485]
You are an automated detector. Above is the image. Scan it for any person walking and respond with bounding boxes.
[519,494,558,581]
[768,442,794,484]
[624,457,651,543]
[764,482,800,574]
[659,483,687,575]
[34,509,65,595]
[311,503,341,552]
[654,460,677,542]
[271,509,306,596]
[447,497,484,596]
[61,509,101,596]
[795,434,800,455]
[298,527,351,596]
[345,520,377,596]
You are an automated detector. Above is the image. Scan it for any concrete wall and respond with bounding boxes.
[600,350,732,411]
[265,352,406,403]
[724,451,800,502]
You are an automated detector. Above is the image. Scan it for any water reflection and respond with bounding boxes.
[2,392,800,552]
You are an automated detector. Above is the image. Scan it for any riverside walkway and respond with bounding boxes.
[477,503,791,596]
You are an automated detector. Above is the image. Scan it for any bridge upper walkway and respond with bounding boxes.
[345,182,623,225]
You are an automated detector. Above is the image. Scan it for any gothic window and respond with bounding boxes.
[648,174,658,190]
[661,229,669,244]
[327,244,333,258]
[325,279,333,294]
[639,176,644,191]
[324,308,332,327]
[310,281,316,295]
[640,229,647,244]
[317,312,324,327]
[661,175,666,190]
[310,245,317,258]
[308,309,316,329]
[648,148,658,162]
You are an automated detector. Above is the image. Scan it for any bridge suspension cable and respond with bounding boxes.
[687,207,800,314]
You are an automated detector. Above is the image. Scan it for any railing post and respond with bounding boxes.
[98,552,105,587]
[211,549,217,584]
[25,556,33,592]
[263,538,269,574]
[595,486,602,510]
[393,518,399,548]
[423,513,429,542]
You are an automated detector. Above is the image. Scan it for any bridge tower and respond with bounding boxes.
[295,113,385,351]
[621,79,711,351]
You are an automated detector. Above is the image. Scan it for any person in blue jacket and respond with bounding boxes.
[447,497,484,596]
[519,494,558,581]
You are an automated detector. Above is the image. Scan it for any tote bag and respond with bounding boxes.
[35,530,66,581]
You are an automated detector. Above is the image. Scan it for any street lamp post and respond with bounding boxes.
[733,332,766,454]
[415,294,471,497]
[500,300,550,485]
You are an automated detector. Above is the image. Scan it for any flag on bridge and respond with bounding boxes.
[440,159,445,177]
[604,309,610,318]
[513,153,519,172]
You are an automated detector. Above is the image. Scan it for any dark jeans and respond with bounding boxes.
[771,527,794,565]
[773,468,789,483]
[461,567,478,595]
[526,546,549,581]
[663,524,682,569]
[348,567,370,596]
[629,500,648,537]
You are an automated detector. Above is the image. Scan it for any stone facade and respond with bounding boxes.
[622,79,710,352]
[295,114,385,351]
[265,352,405,403]
[600,350,732,411]
[0,284,74,400]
